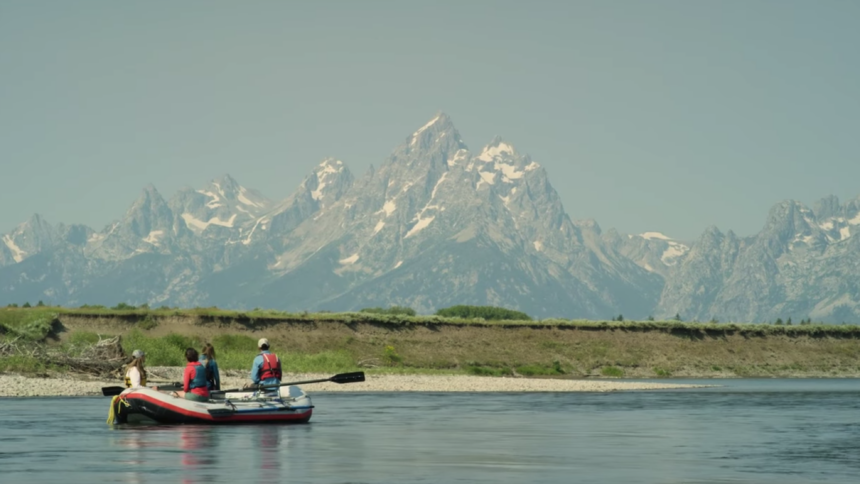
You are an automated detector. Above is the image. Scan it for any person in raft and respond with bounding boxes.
[171,347,210,402]
[243,338,282,390]
[124,349,147,388]
[198,343,221,391]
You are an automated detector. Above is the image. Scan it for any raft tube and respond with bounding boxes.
[112,386,313,425]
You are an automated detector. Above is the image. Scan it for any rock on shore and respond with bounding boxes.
[0,367,709,397]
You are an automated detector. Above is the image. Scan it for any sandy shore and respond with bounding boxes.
[0,367,711,397]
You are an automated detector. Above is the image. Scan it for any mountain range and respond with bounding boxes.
[2,113,859,322]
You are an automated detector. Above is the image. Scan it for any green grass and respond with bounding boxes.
[12,306,854,338]
[120,330,360,373]
[0,309,57,341]
[0,355,57,373]
[601,366,624,377]
[653,367,672,377]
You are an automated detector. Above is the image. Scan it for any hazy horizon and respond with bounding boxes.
[2,1,859,240]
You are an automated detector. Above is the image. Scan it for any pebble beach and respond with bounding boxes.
[0,367,710,397]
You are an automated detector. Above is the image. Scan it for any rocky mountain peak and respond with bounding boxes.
[0,214,56,265]
[813,195,841,220]
[310,158,353,206]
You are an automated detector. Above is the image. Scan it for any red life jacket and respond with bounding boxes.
[259,352,282,381]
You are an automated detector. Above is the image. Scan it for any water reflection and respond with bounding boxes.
[258,425,282,480]
[177,426,219,484]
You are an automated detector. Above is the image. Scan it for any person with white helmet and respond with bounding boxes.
[244,338,282,390]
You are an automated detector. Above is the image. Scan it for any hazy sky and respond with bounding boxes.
[2,1,858,240]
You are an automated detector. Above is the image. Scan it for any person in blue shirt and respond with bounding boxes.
[244,338,282,390]
[198,343,221,391]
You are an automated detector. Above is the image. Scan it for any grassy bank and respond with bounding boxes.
[2,307,860,378]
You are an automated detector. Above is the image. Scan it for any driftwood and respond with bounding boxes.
[2,335,128,377]
[50,335,128,377]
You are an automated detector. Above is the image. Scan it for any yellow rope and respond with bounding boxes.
[106,395,131,425]
[106,395,119,424]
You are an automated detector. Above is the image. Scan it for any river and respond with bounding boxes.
[1,379,858,483]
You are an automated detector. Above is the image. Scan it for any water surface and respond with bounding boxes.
[1,379,858,483]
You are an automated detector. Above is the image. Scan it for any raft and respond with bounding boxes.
[110,386,313,425]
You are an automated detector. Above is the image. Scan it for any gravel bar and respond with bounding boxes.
[0,368,710,397]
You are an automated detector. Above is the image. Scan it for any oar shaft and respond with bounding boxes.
[218,378,330,393]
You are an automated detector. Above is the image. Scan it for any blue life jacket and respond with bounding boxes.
[187,362,208,390]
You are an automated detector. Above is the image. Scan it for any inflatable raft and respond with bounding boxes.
[110,386,313,425]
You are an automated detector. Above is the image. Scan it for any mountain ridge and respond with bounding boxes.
[1,114,858,322]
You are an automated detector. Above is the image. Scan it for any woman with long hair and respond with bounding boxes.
[124,349,147,388]
[198,343,221,391]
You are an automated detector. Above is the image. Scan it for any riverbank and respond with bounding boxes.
[2,308,860,379]
[0,368,711,397]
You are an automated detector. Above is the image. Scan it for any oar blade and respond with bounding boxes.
[102,386,124,397]
[330,372,366,384]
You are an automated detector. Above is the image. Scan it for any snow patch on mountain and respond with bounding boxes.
[142,230,165,245]
[373,221,385,235]
[197,190,222,209]
[840,227,851,241]
[405,216,435,238]
[181,213,238,232]
[849,213,860,225]
[477,170,497,187]
[477,142,515,162]
[2,235,26,262]
[237,187,262,207]
[241,217,268,245]
[339,253,359,265]
[447,149,468,167]
[661,243,688,265]
[533,240,544,251]
[640,232,671,241]
[381,200,397,217]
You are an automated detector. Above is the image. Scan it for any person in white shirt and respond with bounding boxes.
[124,349,147,388]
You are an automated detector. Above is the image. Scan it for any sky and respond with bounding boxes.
[1,1,859,240]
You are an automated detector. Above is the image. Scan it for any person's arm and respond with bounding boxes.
[129,367,141,388]
[183,366,192,392]
[250,355,262,384]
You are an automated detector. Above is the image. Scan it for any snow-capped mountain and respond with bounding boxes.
[656,197,860,322]
[1,114,859,322]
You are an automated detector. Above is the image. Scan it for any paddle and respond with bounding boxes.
[217,371,366,394]
[101,383,182,397]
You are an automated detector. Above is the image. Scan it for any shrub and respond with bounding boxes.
[601,366,624,378]
[138,315,158,330]
[435,305,531,321]
[0,309,57,341]
[359,306,417,316]
[382,345,402,365]
[36,300,45,307]
[653,367,672,377]
[112,302,136,310]
[22,302,31,308]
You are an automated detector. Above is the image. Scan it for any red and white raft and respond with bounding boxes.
[110,386,313,425]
